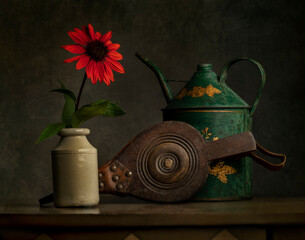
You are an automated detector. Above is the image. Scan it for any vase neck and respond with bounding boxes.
[59,128,90,137]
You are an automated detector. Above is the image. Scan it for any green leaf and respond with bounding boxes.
[71,100,126,128]
[50,87,76,125]
[62,95,75,125]
[88,99,108,106]
[80,99,108,109]
[83,99,125,116]
[50,88,76,102]
[103,102,126,117]
[58,80,67,89]
[71,101,110,128]
[36,122,66,144]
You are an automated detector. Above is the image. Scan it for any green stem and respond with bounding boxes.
[75,73,87,111]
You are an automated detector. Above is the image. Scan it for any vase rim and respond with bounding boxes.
[59,128,90,136]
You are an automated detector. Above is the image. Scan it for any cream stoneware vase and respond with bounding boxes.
[52,128,99,207]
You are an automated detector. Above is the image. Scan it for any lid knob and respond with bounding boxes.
[197,64,212,71]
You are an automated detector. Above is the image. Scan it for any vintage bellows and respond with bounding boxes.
[97,121,285,202]
[40,121,285,204]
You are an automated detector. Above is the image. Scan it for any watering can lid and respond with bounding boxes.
[164,64,250,110]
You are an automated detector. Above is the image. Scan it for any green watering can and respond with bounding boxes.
[136,53,284,201]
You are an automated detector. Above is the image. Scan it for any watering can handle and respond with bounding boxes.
[219,58,266,117]
[250,142,286,171]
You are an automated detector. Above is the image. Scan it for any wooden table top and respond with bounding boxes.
[0,198,304,227]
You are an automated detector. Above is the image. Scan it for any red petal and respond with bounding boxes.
[92,72,97,84]
[88,24,95,41]
[81,26,92,42]
[61,44,86,54]
[101,31,112,42]
[88,61,97,84]
[105,57,125,73]
[74,27,91,43]
[104,76,111,86]
[101,62,108,81]
[105,40,112,46]
[101,64,110,86]
[96,32,102,40]
[107,43,120,51]
[64,55,82,63]
[86,60,94,79]
[104,61,114,82]
[96,62,108,85]
[108,51,123,60]
[68,31,86,45]
[98,62,105,83]
[93,61,100,81]
[76,55,91,69]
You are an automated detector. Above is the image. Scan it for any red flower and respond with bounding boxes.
[62,24,125,85]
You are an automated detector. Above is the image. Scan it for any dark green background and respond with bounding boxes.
[0,0,304,202]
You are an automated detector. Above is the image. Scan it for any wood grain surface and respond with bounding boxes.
[0,198,304,227]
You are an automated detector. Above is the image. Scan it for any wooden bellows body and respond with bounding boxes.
[98,121,258,202]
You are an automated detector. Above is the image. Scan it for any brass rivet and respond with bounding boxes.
[110,165,117,172]
[100,182,104,189]
[98,173,103,178]
[116,183,124,191]
[112,175,120,182]
[125,171,132,177]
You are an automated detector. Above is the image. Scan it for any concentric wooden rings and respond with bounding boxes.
[137,133,198,193]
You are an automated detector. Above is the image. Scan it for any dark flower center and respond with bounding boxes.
[86,41,107,61]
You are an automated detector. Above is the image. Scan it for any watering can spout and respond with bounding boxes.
[136,53,173,103]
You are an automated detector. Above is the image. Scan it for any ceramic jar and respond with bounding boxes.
[52,128,99,207]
